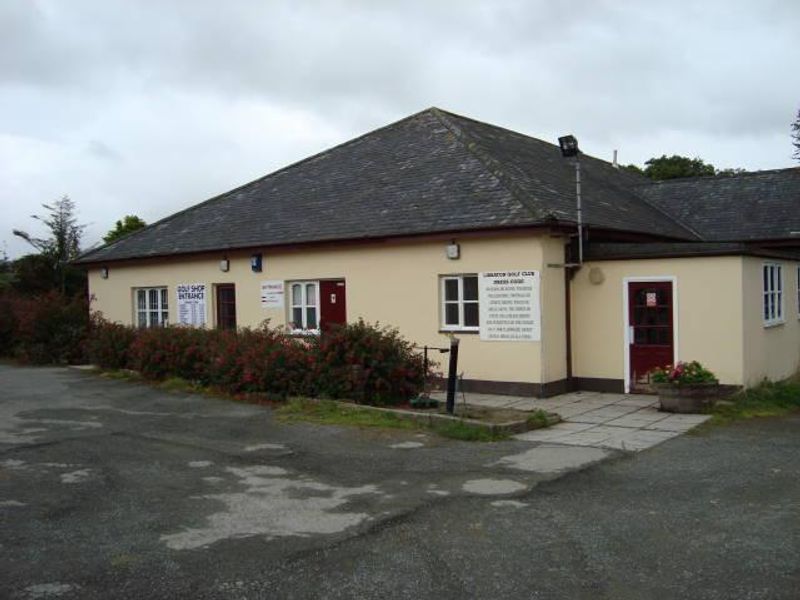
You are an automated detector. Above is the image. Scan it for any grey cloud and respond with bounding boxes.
[1,0,798,257]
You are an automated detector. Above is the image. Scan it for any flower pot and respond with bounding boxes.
[654,382,719,414]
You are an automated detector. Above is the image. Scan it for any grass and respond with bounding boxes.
[707,377,800,425]
[276,398,510,441]
[526,409,553,429]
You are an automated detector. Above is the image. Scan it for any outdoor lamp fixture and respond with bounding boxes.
[100,266,109,279]
[446,241,460,260]
[250,253,263,272]
[219,258,230,272]
[558,134,579,158]
[558,134,583,266]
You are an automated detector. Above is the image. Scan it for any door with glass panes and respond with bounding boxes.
[628,281,674,390]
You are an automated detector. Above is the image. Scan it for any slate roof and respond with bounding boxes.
[637,168,800,242]
[76,108,799,265]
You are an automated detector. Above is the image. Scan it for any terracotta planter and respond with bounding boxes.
[654,382,719,414]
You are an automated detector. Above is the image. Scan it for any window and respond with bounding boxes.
[135,287,168,328]
[290,281,319,332]
[762,263,783,326]
[441,275,479,331]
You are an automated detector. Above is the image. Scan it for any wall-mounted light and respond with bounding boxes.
[250,253,263,272]
[100,266,109,279]
[446,242,460,260]
[219,258,230,272]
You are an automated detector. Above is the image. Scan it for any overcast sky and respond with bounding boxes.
[2,0,798,258]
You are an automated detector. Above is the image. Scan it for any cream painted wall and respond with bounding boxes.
[88,234,569,386]
[571,256,745,386]
[741,257,800,385]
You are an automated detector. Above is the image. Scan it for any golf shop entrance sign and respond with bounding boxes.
[176,283,207,327]
[478,271,541,341]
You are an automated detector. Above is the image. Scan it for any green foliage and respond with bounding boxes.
[103,215,147,244]
[650,361,717,385]
[526,409,554,429]
[87,319,429,403]
[11,196,87,296]
[709,378,800,424]
[276,398,509,441]
[622,164,644,176]
[309,320,428,405]
[0,291,90,364]
[643,155,716,181]
[86,316,137,369]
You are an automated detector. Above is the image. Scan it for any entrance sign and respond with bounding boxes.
[478,271,540,341]
[176,283,207,327]
[260,280,285,308]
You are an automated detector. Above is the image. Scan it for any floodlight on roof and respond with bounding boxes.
[558,135,579,158]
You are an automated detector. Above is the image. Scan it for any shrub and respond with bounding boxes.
[9,291,89,364]
[87,315,137,369]
[650,360,717,385]
[309,320,428,405]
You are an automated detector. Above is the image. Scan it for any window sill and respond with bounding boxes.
[290,329,320,337]
[439,328,480,335]
[763,320,785,329]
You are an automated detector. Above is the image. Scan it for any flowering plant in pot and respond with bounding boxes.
[649,361,719,413]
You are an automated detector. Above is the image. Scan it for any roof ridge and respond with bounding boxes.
[429,108,553,222]
[78,108,441,262]
[643,166,800,186]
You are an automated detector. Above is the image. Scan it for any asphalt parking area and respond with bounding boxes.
[2,365,797,599]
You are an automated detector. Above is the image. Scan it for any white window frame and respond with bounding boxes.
[440,274,479,332]
[762,263,784,327]
[135,287,169,328]
[796,264,800,318]
[288,281,320,334]
[796,264,800,319]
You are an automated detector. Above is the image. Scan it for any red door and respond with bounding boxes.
[319,280,346,332]
[216,284,237,330]
[628,281,673,390]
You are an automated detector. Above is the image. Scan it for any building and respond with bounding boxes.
[76,108,800,396]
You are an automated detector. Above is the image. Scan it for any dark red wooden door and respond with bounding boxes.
[319,280,346,332]
[628,281,673,389]
[216,284,237,330]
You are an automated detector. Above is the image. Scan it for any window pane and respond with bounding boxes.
[137,290,146,311]
[292,307,303,328]
[137,311,146,328]
[306,283,316,306]
[464,302,479,327]
[763,266,768,292]
[776,268,782,292]
[149,289,158,308]
[462,276,478,301]
[292,284,302,306]
[160,288,168,309]
[444,279,459,302]
[306,308,317,330]
[445,303,459,326]
[161,311,169,326]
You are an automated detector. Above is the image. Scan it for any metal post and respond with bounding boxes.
[445,337,460,415]
[575,156,583,265]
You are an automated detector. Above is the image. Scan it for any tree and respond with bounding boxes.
[12,196,86,295]
[643,155,716,181]
[104,215,147,244]
[622,164,645,176]
[792,108,800,161]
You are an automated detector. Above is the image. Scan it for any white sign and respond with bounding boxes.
[260,280,285,308]
[176,283,207,327]
[478,270,540,341]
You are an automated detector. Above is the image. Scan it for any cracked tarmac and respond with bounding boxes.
[1,365,798,599]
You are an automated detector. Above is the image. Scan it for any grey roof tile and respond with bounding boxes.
[76,108,797,264]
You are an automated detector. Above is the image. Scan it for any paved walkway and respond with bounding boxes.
[432,390,711,452]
